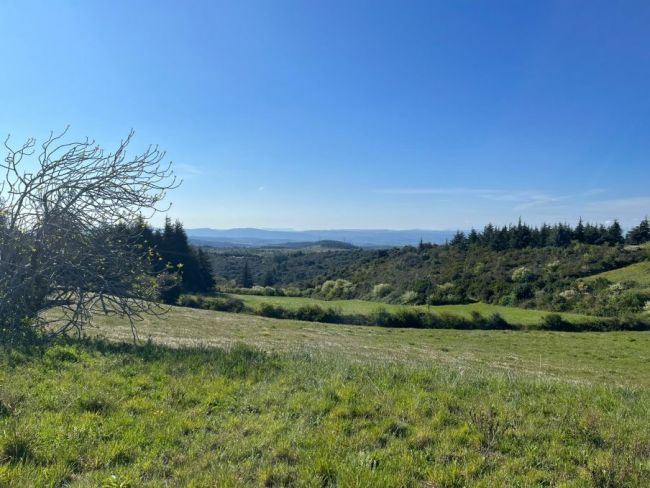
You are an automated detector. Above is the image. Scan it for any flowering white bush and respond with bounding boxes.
[545,259,561,271]
[399,291,419,304]
[512,266,534,282]
[559,289,577,300]
[607,282,626,295]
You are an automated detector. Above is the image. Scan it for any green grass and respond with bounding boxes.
[89,306,650,388]
[228,293,596,326]
[3,308,650,486]
[585,261,650,287]
[2,339,650,486]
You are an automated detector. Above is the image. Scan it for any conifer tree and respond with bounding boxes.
[606,220,624,245]
[626,217,650,244]
[241,260,253,288]
[262,268,277,286]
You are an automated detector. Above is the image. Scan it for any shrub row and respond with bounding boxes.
[178,295,516,330]
[257,302,516,329]
[177,295,245,313]
[540,313,650,332]
[178,295,650,332]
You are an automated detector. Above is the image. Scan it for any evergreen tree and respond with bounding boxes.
[606,220,624,245]
[552,223,572,247]
[468,228,480,245]
[481,224,496,248]
[510,218,532,249]
[137,217,217,299]
[626,217,650,244]
[583,223,600,245]
[240,260,253,288]
[492,226,509,251]
[574,218,585,243]
[538,223,551,247]
[262,268,276,286]
[196,248,216,291]
[450,231,467,247]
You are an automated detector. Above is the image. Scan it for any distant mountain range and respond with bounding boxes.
[186,228,457,248]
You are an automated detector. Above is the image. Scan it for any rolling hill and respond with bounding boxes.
[187,227,457,248]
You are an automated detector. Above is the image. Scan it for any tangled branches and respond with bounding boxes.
[0,128,179,342]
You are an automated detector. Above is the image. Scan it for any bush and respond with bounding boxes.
[607,290,650,315]
[248,286,284,296]
[44,345,81,363]
[283,287,303,297]
[369,307,393,327]
[257,303,288,319]
[484,313,510,330]
[372,283,392,300]
[399,291,419,305]
[320,279,356,300]
[222,286,285,297]
[512,266,535,282]
[541,314,574,331]
[293,305,343,324]
[389,308,428,328]
[177,295,245,313]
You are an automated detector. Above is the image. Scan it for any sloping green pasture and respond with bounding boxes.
[585,261,650,288]
[2,308,649,486]
[228,293,596,326]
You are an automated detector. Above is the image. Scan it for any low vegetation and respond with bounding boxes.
[178,292,649,331]
[585,261,650,288]
[205,221,650,319]
[2,309,650,485]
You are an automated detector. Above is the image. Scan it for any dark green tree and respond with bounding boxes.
[240,260,253,288]
[626,217,650,244]
[574,218,585,243]
[606,220,624,245]
[196,248,216,291]
[262,268,277,286]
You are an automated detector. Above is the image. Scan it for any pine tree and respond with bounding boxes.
[538,223,551,247]
[196,248,216,291]
[240,260,253,288]
[468,228,480,245]
[574,218,585,243]
[450,231,467,248]
[626,217,650,244]
[262,268,276,286]
[605,220,624,245]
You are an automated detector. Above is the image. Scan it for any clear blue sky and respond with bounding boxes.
[1,0,649,230]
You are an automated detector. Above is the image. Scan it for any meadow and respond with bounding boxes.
[585,261,650,288]
[1,307,650,486]
[226,293,596,326]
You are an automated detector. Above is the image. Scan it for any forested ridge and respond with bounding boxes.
[204,218,650,317]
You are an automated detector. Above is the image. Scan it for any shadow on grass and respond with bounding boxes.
[1,335,288,380]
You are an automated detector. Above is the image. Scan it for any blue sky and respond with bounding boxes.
[1,0,649,230]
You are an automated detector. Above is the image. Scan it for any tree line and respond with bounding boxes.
[440,217,650,251]
[127,216,215,302]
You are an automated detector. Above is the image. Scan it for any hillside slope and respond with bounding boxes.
[89,306,650,386]
[585,261,650,287]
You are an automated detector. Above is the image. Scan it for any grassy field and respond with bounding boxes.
[585,260,650,287]
[88,307,650,388]
[2,308,650,486]
[228,293,596,326]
